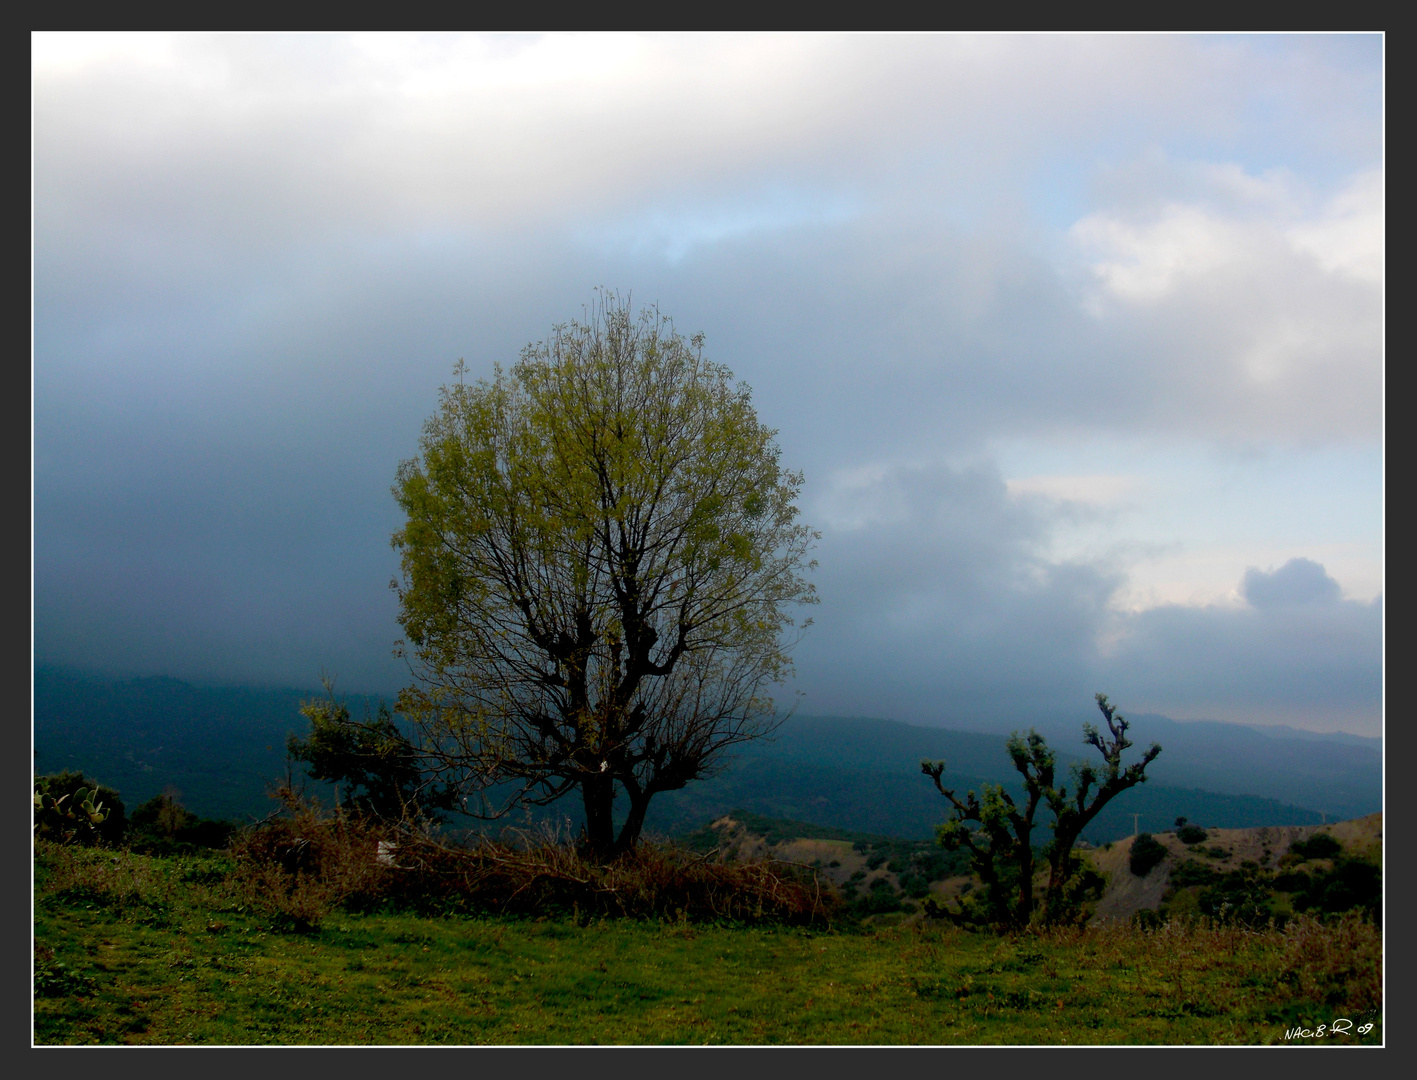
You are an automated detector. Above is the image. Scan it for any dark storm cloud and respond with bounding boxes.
[784,460,1122,724]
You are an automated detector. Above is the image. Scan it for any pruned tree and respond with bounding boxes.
[922,693,1161,928]
[391,293,817,860]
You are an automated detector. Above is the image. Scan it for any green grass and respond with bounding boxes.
[33,844,1381,1046]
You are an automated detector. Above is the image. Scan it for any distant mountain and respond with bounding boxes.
[642,715,1338,844]
[33,668,1380,843]
[32,666,341,821]
[956,710,1381,823]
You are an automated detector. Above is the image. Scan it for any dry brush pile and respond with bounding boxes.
[227,789,839,931]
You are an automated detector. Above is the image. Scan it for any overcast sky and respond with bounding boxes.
[32,33,1383,736]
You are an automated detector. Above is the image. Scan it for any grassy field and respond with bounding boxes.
[33,843,1381,1046]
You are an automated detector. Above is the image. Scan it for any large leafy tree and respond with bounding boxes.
[392,294,817,859]
[922,693,1161,928]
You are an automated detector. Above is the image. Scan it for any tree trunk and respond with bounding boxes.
[611,792,652,859]
[581,774,616,861]
[1016,845,1035,928]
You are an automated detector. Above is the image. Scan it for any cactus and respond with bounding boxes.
[34,773,124,845]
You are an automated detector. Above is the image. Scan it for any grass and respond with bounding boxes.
[33,842,1382,1046]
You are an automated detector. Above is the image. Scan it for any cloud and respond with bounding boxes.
[796,481,1382,734]
[1099,587,1381,733]
[1067,159,1381,437]
[31,35,1382,734]
[791,460,1122,722]
[1241,557,1343,608]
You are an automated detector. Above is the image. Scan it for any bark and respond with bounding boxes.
[581,773,616,860]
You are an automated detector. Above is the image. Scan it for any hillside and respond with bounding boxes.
[1087,813,1382,926]
[34,667,1379,844]
[694,810,1383,928]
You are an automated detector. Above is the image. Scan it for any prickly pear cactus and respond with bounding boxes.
[34,777,116,845]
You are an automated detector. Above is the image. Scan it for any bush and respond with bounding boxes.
[1176,824,1208,844]
[1129,833,1167,877]
[128,791,236,855]
[1169,860,1220,889]
[1288,858,1381,924]
[226,788,396,931]
[1131,907,1164,930]
[1289,832,1343,861]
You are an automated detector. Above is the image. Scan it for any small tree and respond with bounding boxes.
[287,692,443,822]
[922,693,1161,928]
[392,293,817,860]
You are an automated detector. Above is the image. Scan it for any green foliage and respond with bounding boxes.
[287,694,445,823]
[127,789,236,855]
[34,772,126,846]
[391,293,818,860]
[923,694,1161,928]
[852,876,903,915]
[1159,831,1381,928]
[1288,833,1342,860]
[1129,833,1167,877]
[1176,824,1208,845]
[33,948,97,999]
[1281,859,1382,924]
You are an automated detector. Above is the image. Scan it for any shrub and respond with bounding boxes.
[1129,833,1167,876]
[226,788,394,931]
[128,790,237,855]
[1169,860,1220,889]
[1176,824,1208,844]
[1289,832,1343,861]
[1131,907,1164,930]
[1288,858,1381,924]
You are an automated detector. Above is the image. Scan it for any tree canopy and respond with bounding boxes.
[392,294,817,858]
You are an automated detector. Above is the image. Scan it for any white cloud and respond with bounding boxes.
[1072,203,1249,304]
[1005,473,1139,506]
[1287,168,1384,285]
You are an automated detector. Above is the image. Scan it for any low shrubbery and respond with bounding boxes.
[127,790,237,856]
[226,787,839,931]
[1158,831,1382,929]
[1175,818,1209,845]
[1288,833,1343,861]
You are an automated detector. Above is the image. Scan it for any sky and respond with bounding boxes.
[32,33,1383,737]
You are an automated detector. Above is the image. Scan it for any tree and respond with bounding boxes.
[391,293,817,860]
[921,693,1161,928]
[287,693,438,822]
